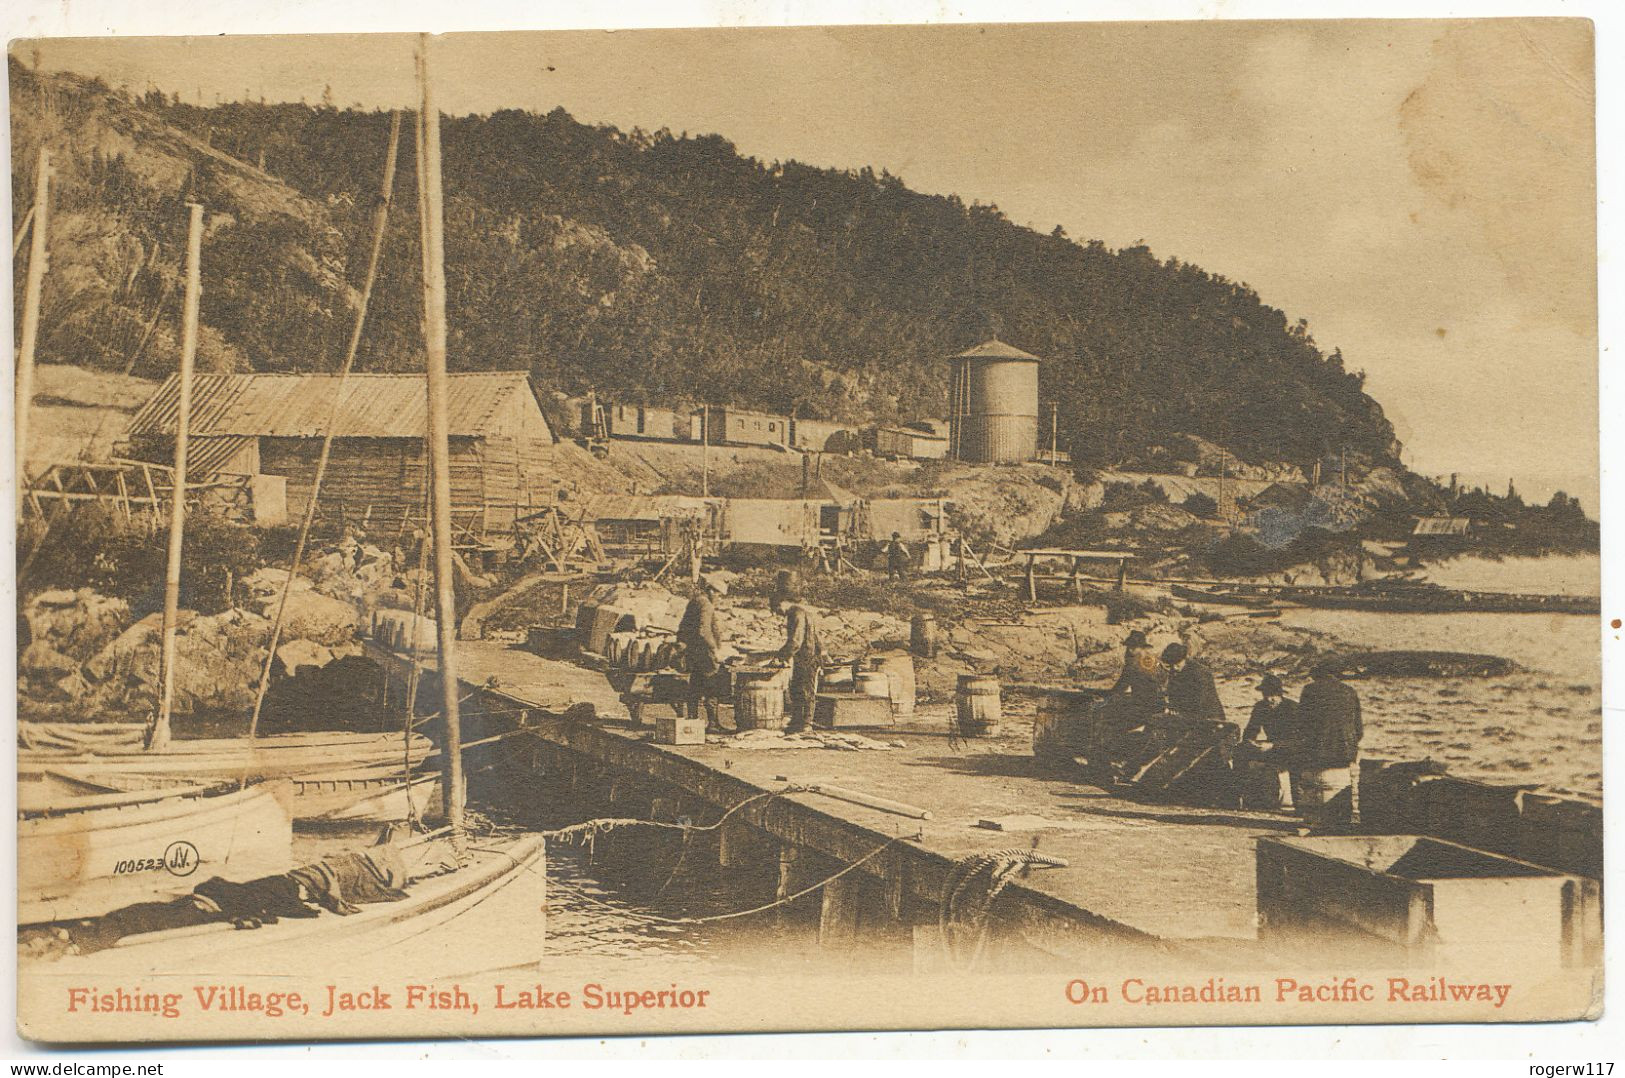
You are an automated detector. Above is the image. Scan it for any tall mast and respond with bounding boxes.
[15,147,51,489]
[151,201,204,751]
[416,35,466,842]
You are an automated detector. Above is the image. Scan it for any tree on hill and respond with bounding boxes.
[12,61,1401,473]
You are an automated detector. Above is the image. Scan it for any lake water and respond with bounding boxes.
[1231,553,1603,804]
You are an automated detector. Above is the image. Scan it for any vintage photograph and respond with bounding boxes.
[9,19,1600,1043]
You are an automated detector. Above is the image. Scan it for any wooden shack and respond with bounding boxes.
[126,371,555,540]
[706,407,790,447]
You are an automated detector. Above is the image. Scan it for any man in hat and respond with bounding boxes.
[1160,642,1226,723]
[771,581,824,734]
[1108,629,1165,716]
[677,573,728,733]
[884,532,912,582]
[1240,673,1299,811]
[1293,662,1364,830]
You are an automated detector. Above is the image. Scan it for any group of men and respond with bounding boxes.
[1106,630,1365,828]
[675,570,825,735]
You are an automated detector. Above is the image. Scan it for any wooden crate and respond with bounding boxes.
[654,715,706,745]
[1256,834,1602,970]
[813,693,892,729]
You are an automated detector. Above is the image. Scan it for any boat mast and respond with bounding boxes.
[151,201,205,751]
[415,36,466,843]
[15,147,51,490]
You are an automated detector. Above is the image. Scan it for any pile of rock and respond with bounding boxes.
[46,606,274,716]
[20,589,133,690]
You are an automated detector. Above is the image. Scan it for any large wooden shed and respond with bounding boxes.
[126,371,556,539]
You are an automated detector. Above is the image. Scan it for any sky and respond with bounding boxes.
[19,21,1598,505]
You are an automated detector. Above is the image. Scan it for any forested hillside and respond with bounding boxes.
[11,61,1399,470]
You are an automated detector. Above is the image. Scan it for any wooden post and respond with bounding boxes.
[1071,554,1082,603]
[818,873,862,948]
[416,37,466,841]
[1025,554,1038,603]
[701,404,710,496]
[152,201,205,751]
[14,147,51,488]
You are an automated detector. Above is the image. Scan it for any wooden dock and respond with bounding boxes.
[367,638,1304,968]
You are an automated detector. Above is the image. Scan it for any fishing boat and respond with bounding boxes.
[19,730,434,783]
[18,778,293,925]
[26,734,440,825]
[20,44,545,987]
[1169,584,1278,609]
[31,833,546,978]
[1284,581,1599,615]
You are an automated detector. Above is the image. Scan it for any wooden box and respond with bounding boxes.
[1256,834,1601,970]
[813,693,892,729]
[654,715,706,745]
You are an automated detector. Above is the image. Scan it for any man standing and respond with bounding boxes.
[771,581,824,734]
[884,532,912,582]
[677,573,728,733]
[1160,643,1225,723]
[1293,662,1364,830]
[1241,673,1299,811]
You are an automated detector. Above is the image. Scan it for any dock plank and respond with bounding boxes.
[385,640,1296,949]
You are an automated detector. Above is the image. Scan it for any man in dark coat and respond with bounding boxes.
[1108,629,1164,717]
[1160,643,1226,723]
[677,573,728,732]
[772,581,824,734]
[884,532,912,581]
[1240,673,1299,811]
[1293,662,1364,829]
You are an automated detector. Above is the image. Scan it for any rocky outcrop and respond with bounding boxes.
[57,607,273,714]
[23,588,132,663]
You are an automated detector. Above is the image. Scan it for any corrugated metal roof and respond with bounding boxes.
[953,338,1041,362]
[183,435,257,475]
[128,372,538,439]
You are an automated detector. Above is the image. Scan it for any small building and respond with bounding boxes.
[127,371,555,538]
[869,425,949,460]
[949,338,1041,463]
[706,407,790,447]
[604,403,687,441]
[789,417,854,453]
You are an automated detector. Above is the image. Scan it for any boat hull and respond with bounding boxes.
[33,834,546,978]
[18,781,295,925]
[19,731,434,784]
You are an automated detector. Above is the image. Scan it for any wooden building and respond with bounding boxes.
[126,371,555,539]
[789,417,855,453]
[705,407,790,447]
[869,424,949,461]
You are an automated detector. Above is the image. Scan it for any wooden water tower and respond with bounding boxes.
[948,338,1040,463]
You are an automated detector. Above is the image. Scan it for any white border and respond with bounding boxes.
[2,0,1617,1065]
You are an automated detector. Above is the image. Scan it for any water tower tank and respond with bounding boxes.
[949,338,1040,463]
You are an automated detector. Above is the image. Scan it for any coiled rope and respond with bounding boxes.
[939,846,1069,970]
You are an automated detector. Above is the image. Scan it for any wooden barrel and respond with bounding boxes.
[855,671,890,699]
[876,654,915,716]
[955,674,1001,736]
[910,613,938,658]
[734,677,787,731]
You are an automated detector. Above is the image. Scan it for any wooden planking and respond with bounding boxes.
[259,436,504,532]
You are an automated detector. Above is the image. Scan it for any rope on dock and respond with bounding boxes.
[536,784,810,853]
[939,847,1069,971]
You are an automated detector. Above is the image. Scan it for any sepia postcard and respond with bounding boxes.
[8,18,1601,1044]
